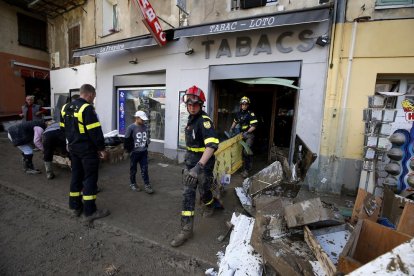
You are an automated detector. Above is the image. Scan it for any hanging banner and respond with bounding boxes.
[134,0,167,46]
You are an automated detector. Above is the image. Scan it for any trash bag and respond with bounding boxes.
[104,136,122,147]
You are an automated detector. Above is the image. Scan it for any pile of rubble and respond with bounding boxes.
[208,160,414,275]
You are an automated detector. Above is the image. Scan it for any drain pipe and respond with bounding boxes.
[332,16,369,188]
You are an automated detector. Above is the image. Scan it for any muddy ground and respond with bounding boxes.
[0,186,204,275]
[0,131,249,275]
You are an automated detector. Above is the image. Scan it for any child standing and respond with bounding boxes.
[124,111,154,194]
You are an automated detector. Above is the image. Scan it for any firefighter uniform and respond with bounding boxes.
[182,111,219,221]
[234,109,258,172]
[60,98,105,216]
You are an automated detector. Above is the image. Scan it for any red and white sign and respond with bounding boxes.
[134,0,167,46]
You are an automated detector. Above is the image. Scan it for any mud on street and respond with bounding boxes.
[0,186,205,275]
[0,132,244,275]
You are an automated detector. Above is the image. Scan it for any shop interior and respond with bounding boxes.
[213,79,298,172]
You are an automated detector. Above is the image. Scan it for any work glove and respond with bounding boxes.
[242,132,249,140]
[184,162,204,186]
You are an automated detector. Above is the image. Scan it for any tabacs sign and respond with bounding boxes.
[134,0,167,46]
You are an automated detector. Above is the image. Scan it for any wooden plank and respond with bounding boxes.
[268,91,277,163]
[347,238,414,275]
[339,219,412,274]
[337,256,362,274]
[284,197,341,228]
[304,226,337,276]
[397,202,414,237]
[351,188,381,225]
[353,220,411,264]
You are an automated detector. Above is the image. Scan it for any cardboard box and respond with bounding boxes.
[337,219,412,274]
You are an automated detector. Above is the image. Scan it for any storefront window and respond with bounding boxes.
[117,87,166,141]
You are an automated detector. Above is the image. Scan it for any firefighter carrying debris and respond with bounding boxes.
[170,85,220,247]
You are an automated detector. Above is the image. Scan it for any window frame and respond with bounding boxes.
[17,13,47,51]
[102,0,119,36]
[68,25,80,66]
[376,0,414,7]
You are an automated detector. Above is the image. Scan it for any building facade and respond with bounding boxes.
[320,1,414,194]
[0,0,50,118]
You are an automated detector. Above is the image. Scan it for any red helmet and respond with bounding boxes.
[183,85,206,104]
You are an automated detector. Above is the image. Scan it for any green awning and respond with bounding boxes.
[235,78,300,90]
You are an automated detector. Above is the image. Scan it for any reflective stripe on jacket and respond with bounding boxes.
[60,98,105,155]
[185,111,219,153]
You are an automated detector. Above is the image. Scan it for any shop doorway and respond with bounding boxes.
[24,77,51,107]
[213,79,297,172]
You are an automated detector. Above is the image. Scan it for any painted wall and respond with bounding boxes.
[318,19,414,194]
[185,0,325,25]
[346,0,414,21]
[94,22,330,160]
[50,63,96,103]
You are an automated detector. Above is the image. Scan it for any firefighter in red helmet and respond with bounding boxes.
[170,85,219,247]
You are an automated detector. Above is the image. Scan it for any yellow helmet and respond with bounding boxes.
[240,96,250,104]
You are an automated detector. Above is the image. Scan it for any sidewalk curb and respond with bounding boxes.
[0,179,218,270]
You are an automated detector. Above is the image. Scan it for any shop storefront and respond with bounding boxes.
[74,6,332,165]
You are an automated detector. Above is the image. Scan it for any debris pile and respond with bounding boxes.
[211,149,414,275]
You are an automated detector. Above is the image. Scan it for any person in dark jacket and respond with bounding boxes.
[20,95,46,122]
[229,96,258,178]
[8,120,46,174]
[170,85,220,247]
[60,84,109,223]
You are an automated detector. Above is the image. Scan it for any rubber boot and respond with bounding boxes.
[25,154,41,174]
[21,153,26,171]
[170,217,193,247]
[44,162,55,179]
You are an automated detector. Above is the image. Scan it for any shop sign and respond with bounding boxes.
[135,0,167,46]
[201,30,315,59]
[19,68,49,79]
[402,99,414,121]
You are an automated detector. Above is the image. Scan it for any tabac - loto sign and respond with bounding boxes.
[134,0,167,46]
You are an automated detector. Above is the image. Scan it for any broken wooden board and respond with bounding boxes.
[261,236,317,276]
[304,224,353,276]
[249,161,284,197]
[338,219,412,274]
[381,187,414,227]
[284,197,343,228]
[347,237,414,275]
[253,195,292,216]
[351,188,382,225]
[396,201,414,237]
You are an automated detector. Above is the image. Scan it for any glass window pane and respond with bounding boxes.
[118,87,166,141]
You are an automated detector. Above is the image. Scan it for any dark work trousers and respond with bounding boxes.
[182,152,214,222]
[42,130,67,162]
[69,152,100,216]
[129,150,149,186]
[243,133,254,172]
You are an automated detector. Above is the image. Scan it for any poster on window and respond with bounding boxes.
[117,87,166,141]
[178,91,189,149]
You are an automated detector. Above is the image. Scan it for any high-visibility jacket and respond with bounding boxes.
[60,98,105,155]
[233,109,258,131]
[185,111,219,153]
